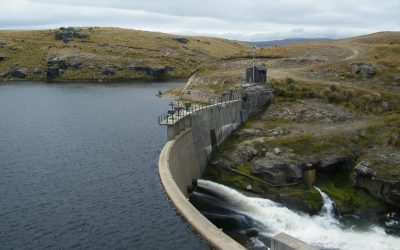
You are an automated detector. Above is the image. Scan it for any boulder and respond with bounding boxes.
[274,147,282,155]
[58,59,68,70]
[236,142,258,161]
[251,158,302,185]
[7,67,28,78]
[46,67,59,80]
[0,54,6,61]
[349,63,376,79]
[212,158,234,169]
[0,42,5,48]
[46,59,62,80]
[48,58,69,69]
[102,67,115,76]
[71,60,82,69]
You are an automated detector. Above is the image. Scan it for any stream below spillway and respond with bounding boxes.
[190,180,400,250]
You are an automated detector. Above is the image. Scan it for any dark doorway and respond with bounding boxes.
[210,129,217,149]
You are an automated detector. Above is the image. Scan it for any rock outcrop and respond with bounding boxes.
[46,58,63,80]
[173,37,190,44]
[129,66,172,78]
[33,67,42,75]
[263,99,354,122]
[353,156,400,207]
[55,27,89,42]
[101,67,115,76]
[394,75,400,85]
[349,63,376,79]
[242,84,274,117]
[71,60,82,69]
[252,158,302,185]
[46,60,60,80]
[6,66,28,78]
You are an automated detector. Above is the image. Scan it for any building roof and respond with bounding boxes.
[246,66,267,71]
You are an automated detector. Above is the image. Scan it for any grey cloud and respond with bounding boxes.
[0,0,399,41]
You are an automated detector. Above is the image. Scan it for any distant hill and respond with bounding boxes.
[242,38,332,48]
[0,27,249,82]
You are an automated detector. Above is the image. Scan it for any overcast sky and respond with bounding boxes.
[0,0,399,41]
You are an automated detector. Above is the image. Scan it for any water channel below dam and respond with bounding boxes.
[191,180,400,250]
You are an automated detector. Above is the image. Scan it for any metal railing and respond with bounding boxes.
[158,88,243,125]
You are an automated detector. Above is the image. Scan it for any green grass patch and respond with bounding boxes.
[354,114,400,149]
[254,134,353,157]
[270,78,400,114]
[203,164,249,190]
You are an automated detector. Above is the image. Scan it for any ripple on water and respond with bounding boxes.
[0,82,207,250]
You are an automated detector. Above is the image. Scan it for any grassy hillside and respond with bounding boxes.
[190,32,400,214]
[0,27,249,82]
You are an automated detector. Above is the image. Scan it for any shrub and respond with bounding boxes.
[284,77,294,85]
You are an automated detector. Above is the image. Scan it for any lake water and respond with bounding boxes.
[0,82,208,249]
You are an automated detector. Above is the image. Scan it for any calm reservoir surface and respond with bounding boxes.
[0,82,208,249]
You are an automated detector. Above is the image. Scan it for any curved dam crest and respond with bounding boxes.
[158,84,315,249]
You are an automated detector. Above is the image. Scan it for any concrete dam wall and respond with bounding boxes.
[158,84,271,249]
[158,84,316,249]
[162,85,272,196]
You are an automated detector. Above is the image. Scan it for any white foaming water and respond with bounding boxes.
[197,180,400,250]
[314,186,335,217]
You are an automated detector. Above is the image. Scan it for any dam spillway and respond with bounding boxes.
[193,180,400,250]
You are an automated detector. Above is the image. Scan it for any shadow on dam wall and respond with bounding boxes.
[158,84,316,249]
